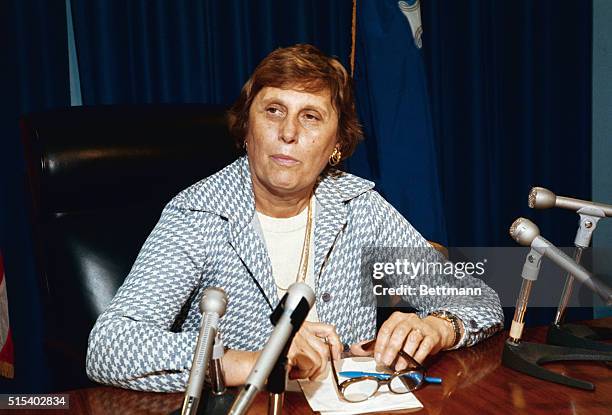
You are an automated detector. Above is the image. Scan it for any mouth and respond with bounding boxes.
[270,154,299,166]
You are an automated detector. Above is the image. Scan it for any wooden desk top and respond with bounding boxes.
[55,319,611,415]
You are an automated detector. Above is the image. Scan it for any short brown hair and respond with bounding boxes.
[227,44,363,161]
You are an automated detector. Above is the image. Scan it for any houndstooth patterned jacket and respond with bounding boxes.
[86,156,503,392]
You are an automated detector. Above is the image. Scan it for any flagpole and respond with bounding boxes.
[350,0,357,77]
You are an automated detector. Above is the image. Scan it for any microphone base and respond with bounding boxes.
[169,388,236,415]
[502,338,612,390]
[547,322,612,352]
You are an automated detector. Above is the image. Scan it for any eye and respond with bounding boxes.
[266,106,283,116]
[303,112,321,122]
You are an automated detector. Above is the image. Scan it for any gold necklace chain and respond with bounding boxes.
[275,196,314,291]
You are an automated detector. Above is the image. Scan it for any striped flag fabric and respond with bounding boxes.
[0,251,14,379]
[348,0,448,245]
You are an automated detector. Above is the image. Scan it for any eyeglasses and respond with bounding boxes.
[327,339,441,403]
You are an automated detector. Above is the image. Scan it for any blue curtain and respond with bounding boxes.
[0,0,70,393]
[420,0,593,325]
[70,0,353,105]
[421,0,592,248]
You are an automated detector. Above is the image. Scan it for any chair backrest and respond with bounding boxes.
[20,104,238,390]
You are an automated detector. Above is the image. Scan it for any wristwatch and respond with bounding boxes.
[428,310,462,349]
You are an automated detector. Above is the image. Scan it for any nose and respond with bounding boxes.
[279,115,298,143]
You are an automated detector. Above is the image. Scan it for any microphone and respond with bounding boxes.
[228,282,315,415]
[528,186,612,216]
[180,287,228,415]
[509,218,612,305]
[528,187,609,325]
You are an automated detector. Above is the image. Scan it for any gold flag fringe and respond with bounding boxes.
[0,361,14,379]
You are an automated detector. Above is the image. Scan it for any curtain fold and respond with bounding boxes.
[70,0,354,105]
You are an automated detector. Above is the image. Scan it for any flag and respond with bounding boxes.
[0,251,14,378]
[348,0,447,245]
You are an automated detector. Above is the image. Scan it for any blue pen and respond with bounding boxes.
[339,371,442,384]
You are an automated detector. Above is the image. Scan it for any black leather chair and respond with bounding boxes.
[20,105,238,391]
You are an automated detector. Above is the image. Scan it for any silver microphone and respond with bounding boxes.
[181,287,228,415]
[228,282,315,415]
[528,186,612,216]
[528,186,610,324]
[510,218,612,304]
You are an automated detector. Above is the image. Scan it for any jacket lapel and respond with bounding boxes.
[199,157,278,309]
[228,220,278,310]
[228,159,278,309]
[313,194,347,279]
[312,171,375,283]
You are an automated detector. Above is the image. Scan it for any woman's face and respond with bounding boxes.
[246,86,339,199]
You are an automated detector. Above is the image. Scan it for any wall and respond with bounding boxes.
[592,0,612,318]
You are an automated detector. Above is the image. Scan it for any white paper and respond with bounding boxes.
[298,357,423,415]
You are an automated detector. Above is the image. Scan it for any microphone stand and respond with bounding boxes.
[547,207,612,352]
[266,345,289,415]
[265,295,309,415]
[502,247,612,390]
[170,334,234,415]
[209,334,228,395]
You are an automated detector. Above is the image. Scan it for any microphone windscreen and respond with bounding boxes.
[509,217,540,246]
[285,282,315,309]
[528,187,556,209]
[200,287,227,317]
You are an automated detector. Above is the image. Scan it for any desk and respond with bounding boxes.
[54,319,611,415]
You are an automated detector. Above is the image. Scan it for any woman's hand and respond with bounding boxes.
[350,312,458,370]
[287,322,342,380]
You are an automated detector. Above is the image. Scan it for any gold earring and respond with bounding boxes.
[329,148,341,166]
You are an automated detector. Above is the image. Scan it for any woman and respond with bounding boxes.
[86,44,503,392]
